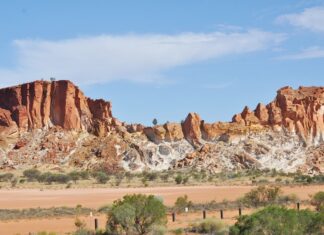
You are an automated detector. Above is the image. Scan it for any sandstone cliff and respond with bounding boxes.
[0,80,119,137]
[0,81,322,174]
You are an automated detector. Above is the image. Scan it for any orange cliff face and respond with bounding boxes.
[0,80,116,136]
[232,86,324,144]
[0,81,323,174]
[139,86,324,147]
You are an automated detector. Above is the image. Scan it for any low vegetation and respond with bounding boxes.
[230,206,324,235]
[189,218,228,234]
[0,206,93,220]
[311,191,324,212]
[0,168,321,189]
[106,194,167,235]
[239,185,282,207]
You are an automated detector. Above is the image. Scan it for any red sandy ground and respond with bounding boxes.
[0,185,322,234]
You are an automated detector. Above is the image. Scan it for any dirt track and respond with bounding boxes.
[0,185,321,209]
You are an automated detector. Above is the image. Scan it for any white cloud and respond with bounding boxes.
[277,6,324,32]
[0,30,284,87]
[278,46,324,60]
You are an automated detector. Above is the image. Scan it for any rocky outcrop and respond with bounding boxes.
[232,86,324,144]
[182,112,202,145]
[0,81,323,174]
[0,80,116,136]
[143,123,184,144]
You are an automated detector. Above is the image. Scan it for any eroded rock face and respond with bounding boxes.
[232,86,324,144]
[0,81,323,174]
[0,80,115,135]
[182,112,202,145]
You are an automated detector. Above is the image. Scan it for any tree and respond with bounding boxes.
[107,194,167,235]
[152,118,158,126]
[311,191,324,211]
[230,206,324,235]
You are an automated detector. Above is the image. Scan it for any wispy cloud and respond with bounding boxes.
[276,6,324,32]
[0,30,284,87]
[278,46,324,60]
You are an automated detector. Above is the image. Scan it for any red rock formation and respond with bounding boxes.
[182,112,202,145]
[0,81,323,149]
[232,86,324,144]
[0,80,114,135]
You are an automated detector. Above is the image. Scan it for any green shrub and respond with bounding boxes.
[241,185,281,207]
[189,218,228,234]
[95,172,109,184]
[311,191,324,212]
[0,173,14,182]
[174,195,192,213]
[151,225,167,235]
[160,173,169,182]
[107,194,167,235]
[171,228,184,235]
[182,176,189,184]
[79,170,90,180]
[68,171,80,183]
[230,206,324,235]
[175,174,183,184]
[37,172,71,184]
[37,232,57,235]
[23,168,41,181]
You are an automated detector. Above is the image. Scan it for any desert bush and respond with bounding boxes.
[79,170,90,180]
[189,218,228,234]
[11,177,18,187]
[125,172,134,182]
[182,176,189,184]
[23,168,41,181]
[174,195,193,213]
[151,225,167,235]
[160,173,169,182]
[171,228,184,235]
[37,232,57,235]
[94,172,109,184]
[311,191,324,212]
[294,175,313,184]
[37,172,71,184]
[106,194,167,235]
[68,171,80,183]
[240,185,281,207]
[0,172,14,182]
[229,206,324,235]
[278,193,299,204]
[145,172,158,181]
[175,174,183,184]
[0,207,92,220]
[74,217,86,230]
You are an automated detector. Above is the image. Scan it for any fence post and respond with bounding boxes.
[94,218,98,230]
[239,207,242,216]
[172,212,176,222]
[203,210,206,219]
[297,202,300,211]
[220,210,224,219]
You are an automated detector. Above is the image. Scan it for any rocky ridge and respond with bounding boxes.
[0,80,323,174]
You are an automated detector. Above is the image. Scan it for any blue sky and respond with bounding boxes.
[0,1,323,125]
